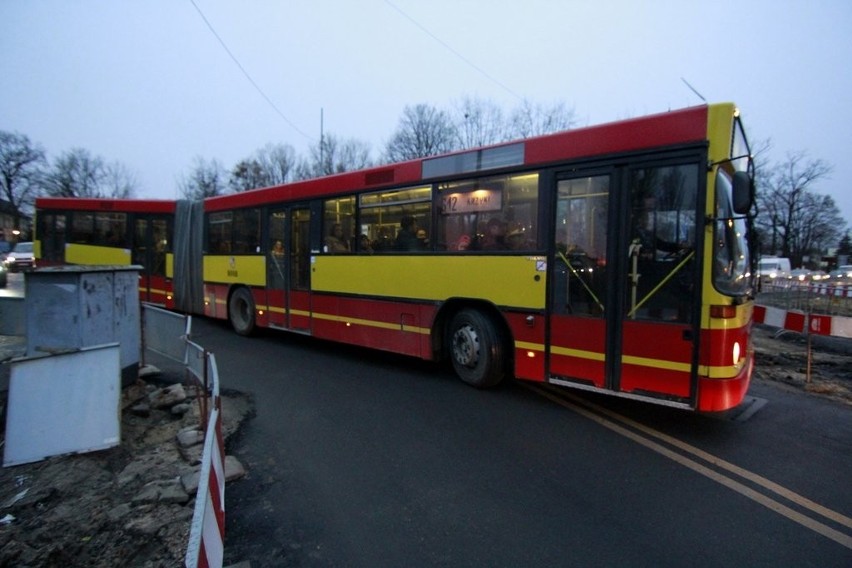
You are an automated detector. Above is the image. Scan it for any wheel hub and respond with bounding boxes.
[452,324,480,368]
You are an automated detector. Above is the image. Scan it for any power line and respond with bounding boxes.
[384,0,524,102]
[188,0,314,141]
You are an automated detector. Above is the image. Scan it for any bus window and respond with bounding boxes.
[555,175,609,316]
[232,208,261,254]
[71,212,95,243]
[95,212,127,247]
[438,173,539,252]
[40,213,66,262]
[627,164,699,323]
[323,196,355,253]
[359,186,431,253]
[208,208,261,255]
[208,211,232,253]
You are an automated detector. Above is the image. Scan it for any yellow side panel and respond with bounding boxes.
[65,243,131,265]
[312,255,547,310]
[166,253,174,278]
[203,255,266,287]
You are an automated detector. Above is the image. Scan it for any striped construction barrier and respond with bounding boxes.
[807,284,852,298]
[183,344,226,568]
[141,305,227,567]
[754,304,852,340]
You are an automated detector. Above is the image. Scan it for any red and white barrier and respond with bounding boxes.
[807,284,852,299]
[141,307,228,567]
[754,304,852,339]
[184,351,225,568]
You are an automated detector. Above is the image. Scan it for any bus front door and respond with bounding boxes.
[617,163,700,406]
[549,164,700,407]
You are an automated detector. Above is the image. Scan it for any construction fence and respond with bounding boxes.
[140,304,225,568]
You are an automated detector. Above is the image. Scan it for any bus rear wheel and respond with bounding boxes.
[229,287,256,336]
[448,309,506,388]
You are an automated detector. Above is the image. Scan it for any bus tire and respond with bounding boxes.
[448,309,506,388]
[229,287,256,336]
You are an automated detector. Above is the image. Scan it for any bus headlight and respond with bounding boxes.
[733,341,741,366]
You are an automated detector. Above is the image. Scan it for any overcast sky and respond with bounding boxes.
[2,1,851,226]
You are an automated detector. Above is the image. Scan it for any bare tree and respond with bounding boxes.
[295,134,372,180]
[43,148,106,198]
[791,192,845,266]
[384,104,457,162]
[230,143,298,191]
[756,152,840,265]
[453,96,506,149]
[102,161,137,198]
[42,148,138,198]
[229,159,267,193]
[255,143,296,186]
[508,99,577,139]
[178,157,227,199]
[0,131,46,231]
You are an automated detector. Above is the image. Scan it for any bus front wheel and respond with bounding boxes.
[229,287,256,336]
[448,309,506,388]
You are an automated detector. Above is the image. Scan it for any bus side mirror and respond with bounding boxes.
[732,171,754,215]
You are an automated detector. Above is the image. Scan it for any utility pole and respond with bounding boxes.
[320,108,324,175]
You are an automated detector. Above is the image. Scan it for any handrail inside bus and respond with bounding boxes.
[558,250,605,313]
[627,250,696,319]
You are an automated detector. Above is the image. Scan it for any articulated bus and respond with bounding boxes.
[36,103,756,411]
[34,198,177,306]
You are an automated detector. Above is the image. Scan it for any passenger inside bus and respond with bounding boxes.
[395,216,422,251]
[269,240,286,288]
[478,217,507,250]
[325,223,350,253]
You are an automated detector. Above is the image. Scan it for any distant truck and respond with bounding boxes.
[758,256,791,282]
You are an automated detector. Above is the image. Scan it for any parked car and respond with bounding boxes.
[790,268,811,282]
[3,241,35,272]
[829,265,852,281]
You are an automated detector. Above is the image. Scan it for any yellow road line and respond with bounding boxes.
[526,384,852,550]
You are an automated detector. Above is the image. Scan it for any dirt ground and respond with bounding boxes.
[0,325,849,567]
[0,372,254,568]
[751,324,852,406]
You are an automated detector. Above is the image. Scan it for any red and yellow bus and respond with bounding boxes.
[34,197,177,306]
[36,103,756,411]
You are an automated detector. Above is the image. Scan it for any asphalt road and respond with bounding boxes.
[0,270,24,298]
[182,317,852,568]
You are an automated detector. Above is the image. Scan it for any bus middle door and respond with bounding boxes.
[267,206,313,332]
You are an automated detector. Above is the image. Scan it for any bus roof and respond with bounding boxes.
[36,197,177,214]
[205,103,716,212]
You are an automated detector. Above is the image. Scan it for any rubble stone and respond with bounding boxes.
[148,383,187,409]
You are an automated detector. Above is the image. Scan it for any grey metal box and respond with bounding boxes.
[25,265,141,385]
